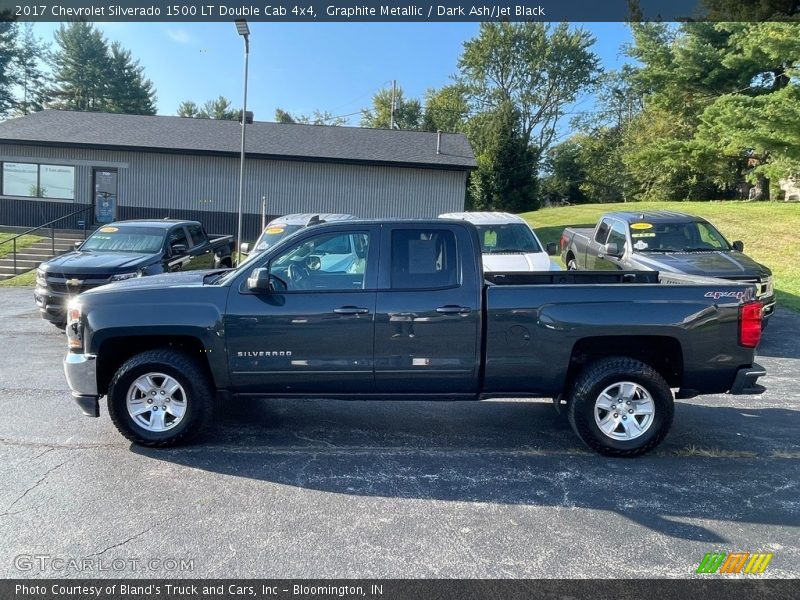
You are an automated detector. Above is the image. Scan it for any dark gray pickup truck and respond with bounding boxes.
[64,219,766,457]
[560,211,776,319]
[36,219,233,327]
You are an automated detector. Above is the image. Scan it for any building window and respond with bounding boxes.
[40,164,76,199]
[2,162,38,197]
[1,162,75,200]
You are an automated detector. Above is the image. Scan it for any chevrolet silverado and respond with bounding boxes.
[63,219,766,456]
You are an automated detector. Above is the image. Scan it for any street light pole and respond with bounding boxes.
[235,19,250,264]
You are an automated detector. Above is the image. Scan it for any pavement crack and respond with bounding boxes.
[84,526,156,559]
[2,461,67,515]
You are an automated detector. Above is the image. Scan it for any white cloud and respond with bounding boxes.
[166,29,192,44]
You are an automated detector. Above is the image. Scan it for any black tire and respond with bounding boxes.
[567,357,674,457]
[107,349,214,447]
[51,321,67,331]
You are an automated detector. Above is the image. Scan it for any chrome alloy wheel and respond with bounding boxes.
[594,381,655,441]
[126,373,187,432]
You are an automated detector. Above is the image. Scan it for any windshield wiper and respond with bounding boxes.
[682,247,719,252]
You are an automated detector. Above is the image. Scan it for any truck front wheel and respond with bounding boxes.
[567,357,674,457]
[107,349,214,447]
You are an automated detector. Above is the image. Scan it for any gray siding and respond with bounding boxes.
[0,144,467,240]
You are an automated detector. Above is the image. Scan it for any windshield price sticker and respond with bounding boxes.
[266,227,285,234]
[631,232,656,238]
[630,222,653,230]
[99,227,119,233]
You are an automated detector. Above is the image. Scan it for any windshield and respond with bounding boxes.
[81,226,165,253]
[631,221,731,252]
[253,224,303,252]
[475,224,542,254]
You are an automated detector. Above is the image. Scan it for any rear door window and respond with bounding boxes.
[594,220,611,243]
[187,224,207,247]
[390,229,458,290]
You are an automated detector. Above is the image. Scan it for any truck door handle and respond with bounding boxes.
[436,305,471,315]
[333,306,369,315]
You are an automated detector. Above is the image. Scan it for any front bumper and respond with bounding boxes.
[34,286,68,323]
[730,363,767,395]
[63,352,100,417]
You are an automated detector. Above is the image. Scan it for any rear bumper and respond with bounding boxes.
[63,352,100,417]
[730,363,767,395]
[761,296,776,318]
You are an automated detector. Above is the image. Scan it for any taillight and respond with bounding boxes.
[739,301,763,348]
[560,233,569,250]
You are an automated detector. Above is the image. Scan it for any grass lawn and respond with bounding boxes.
[522,201,800,312]
[0,233,42,259]
[0,269,36,287]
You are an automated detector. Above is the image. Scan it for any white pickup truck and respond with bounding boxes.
[439,212,558,272]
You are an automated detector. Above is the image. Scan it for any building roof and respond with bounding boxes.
[606,210,708,224]
[0,110,476,171]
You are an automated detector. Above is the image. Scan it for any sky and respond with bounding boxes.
[32,22,633,126]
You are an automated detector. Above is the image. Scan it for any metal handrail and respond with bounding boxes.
[8,205,93,275]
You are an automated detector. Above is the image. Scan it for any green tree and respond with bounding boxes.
[11,23,50,115]
[468,103,538,212]
[0,21,18,116]
[421,84,469,133]
[50,23,111,112]
[274,107,346,126]
[458,22,600,153]
[177,100,200,117]
[177,96,240,120]
[361,84,422,129]
[105,42,156,115]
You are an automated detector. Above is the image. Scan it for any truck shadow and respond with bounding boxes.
[133,398,800,543]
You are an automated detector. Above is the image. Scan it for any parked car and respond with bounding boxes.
[560,211,775,319]
[439,212,559,271]
[240,213,357,260]
[64,219,766,457]
[35,219,233,328]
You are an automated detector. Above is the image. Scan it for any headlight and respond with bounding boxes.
[36,268,46,286]
[66,299,83,350]
[111,271,140,282]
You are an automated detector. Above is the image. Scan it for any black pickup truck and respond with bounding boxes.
[63,219,766,457]
[560,211,776,319]
[35,219,233,327]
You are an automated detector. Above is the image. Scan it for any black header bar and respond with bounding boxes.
[0,0,798,22]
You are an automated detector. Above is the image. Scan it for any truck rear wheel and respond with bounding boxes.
[107,349,214,447]
[567,357,674,457]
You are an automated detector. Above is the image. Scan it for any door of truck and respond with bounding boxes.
[588,217,626,270]
[373,224,481,395]
[225,225,379,394]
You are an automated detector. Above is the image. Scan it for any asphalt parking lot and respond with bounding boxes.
[0,286,797,578]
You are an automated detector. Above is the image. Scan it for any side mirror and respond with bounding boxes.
[546,242,558,256]
[603,242,623,257]
[73,241,83,250]
[732,240,744,252]
[247,267,271,292]
[240,243,250,255]
[171,243,188,256]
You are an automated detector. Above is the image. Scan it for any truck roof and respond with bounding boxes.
[439,211,528,225]
[102,219,199,229]
[268,213,358,226]
[605,210,708,225]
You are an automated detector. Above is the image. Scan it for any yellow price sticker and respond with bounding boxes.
[99,226,119,233]
[630,222,653,230]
